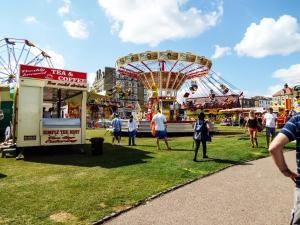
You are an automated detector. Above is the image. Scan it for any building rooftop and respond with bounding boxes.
[272,83,294,97]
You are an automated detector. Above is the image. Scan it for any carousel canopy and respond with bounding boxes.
[116,51,212,91]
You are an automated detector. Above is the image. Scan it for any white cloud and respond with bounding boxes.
[58,0,71,17]
[235,15,300,58]
[267,84,283,96]
[98,0,223,46]
[273,64,300,85]
[211,45,231,59]
[63,20,89,39]
[46,49,65,69]
[25,16,38,24]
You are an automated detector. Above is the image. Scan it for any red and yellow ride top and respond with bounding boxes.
[116,51,212,91]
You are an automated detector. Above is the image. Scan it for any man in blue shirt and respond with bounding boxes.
[269,113,300,224]
[111,113,122,145]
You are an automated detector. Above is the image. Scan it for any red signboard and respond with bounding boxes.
[19,64,87,83]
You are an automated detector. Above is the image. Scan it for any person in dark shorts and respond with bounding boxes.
[193,112,210,161]
[128,115,137,146]
[245,111,259,148]
[151,109,171,150]
[239,113,245,128]
[111,114,122,145]
[263,107,277,148]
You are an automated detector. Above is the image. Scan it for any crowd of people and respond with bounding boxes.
[110,109,211,161]
[110,110,171,150]
[109,107,298,163]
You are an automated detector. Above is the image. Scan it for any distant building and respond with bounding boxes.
[93,69,106,94]
[270,83,297,112]
[239,97,255,108]
[251,96,272,109]
[92,67,147,118]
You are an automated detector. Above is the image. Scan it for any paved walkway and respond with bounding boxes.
[104,151,296,225]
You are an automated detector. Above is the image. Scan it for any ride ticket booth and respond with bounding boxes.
[13,64,87,148]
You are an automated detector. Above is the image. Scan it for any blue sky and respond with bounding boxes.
[1,0,300,97]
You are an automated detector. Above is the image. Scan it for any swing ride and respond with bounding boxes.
[116,50,243,122]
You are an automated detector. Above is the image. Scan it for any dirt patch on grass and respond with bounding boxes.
[50,212,78,224]
[46,175,60,182]
[113,205,131,212]
[0,216,12,224]
[99,202,107,208]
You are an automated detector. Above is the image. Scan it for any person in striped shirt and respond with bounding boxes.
[269,113,300,224]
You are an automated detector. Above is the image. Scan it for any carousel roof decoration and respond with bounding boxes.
[0,37,53,84]
[116,51,212,93]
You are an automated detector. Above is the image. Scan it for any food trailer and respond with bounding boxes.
[13,64,87,148]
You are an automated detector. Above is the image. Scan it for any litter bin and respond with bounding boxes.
[90,137,104,155]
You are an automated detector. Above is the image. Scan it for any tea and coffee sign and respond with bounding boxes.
[19,64,87,89]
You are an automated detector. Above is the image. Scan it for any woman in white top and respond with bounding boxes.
[128,115,137,146]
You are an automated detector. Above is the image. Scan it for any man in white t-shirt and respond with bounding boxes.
[151,109,171,150]
[263,107,277,148]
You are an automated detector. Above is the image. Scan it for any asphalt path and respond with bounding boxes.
[104,151,296,225]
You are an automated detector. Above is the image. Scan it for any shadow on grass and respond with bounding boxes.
[237,137,249,140]
[169,149,194,152]
[0,173,7,179]
[195,157,253,165]
[23,143,153,168]
[215,131,244,136]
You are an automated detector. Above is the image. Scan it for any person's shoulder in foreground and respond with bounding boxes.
[281,113,300,141]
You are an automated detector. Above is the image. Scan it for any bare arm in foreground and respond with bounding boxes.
[269,133,299,182]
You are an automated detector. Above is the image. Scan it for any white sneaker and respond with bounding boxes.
[16,153,24,160]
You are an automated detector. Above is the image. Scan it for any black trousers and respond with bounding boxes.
[194,140,207,159]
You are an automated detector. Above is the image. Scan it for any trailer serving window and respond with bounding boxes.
[42,87,82,128]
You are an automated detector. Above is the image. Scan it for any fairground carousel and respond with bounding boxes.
[114,51,243,134]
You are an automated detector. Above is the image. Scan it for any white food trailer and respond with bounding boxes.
[12,64,87,149]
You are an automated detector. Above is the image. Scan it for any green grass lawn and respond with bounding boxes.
[0,127,295,225]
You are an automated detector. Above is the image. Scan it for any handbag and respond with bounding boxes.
[257,120,263,132]
[193,131,202,141]
[206,132,212,142]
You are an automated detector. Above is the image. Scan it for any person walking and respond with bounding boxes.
[151,109,171,150]
[263,107,277,148]
[239,113,245,128]
[169,103,174,121]
[111,113,122,145]
[193,112,210,161]
[245,111,259,148]
[128,115,137,146]
[269,113,300,224]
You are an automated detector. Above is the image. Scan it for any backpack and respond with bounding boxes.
[193,120,212,142]
[193,120,203,141]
